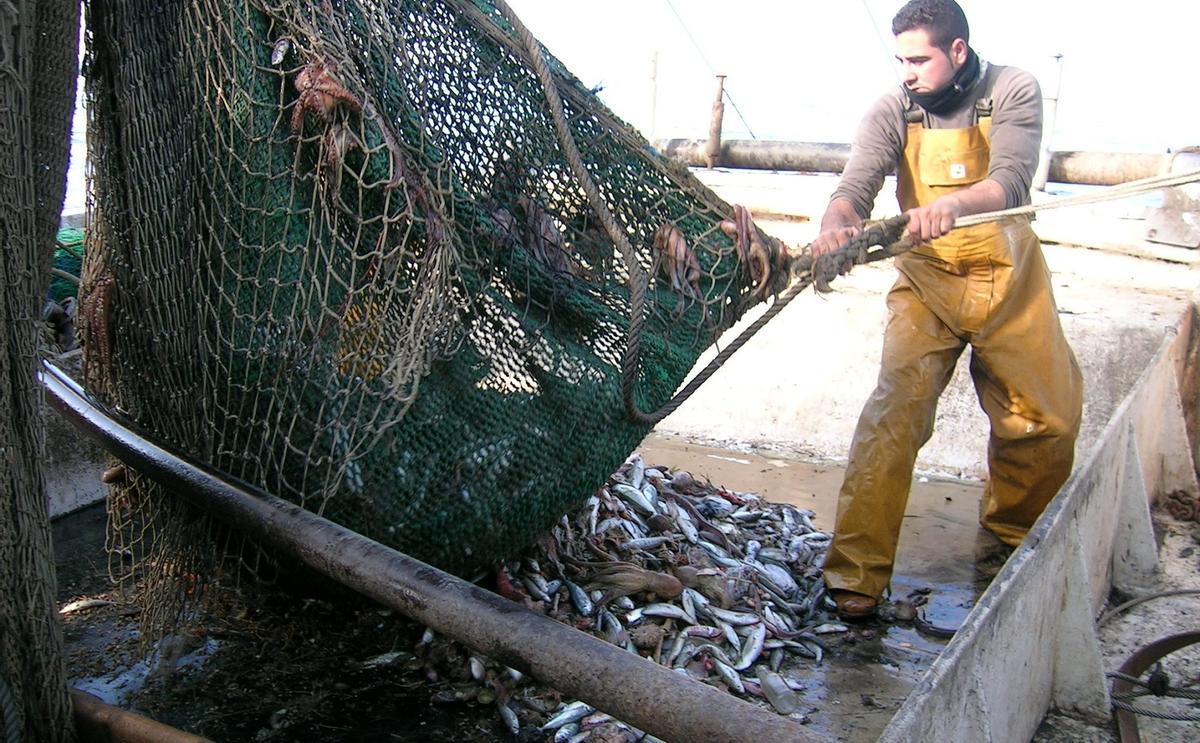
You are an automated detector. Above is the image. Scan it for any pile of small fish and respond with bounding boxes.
[374,453,847,741]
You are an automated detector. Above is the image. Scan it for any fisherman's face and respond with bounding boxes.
[895,28,967,93]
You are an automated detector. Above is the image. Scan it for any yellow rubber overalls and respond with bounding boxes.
[823,102,1084,600]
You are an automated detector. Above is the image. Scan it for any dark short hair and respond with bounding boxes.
[892,0,970,50]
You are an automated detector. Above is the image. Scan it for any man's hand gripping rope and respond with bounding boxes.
[788,214,913,292]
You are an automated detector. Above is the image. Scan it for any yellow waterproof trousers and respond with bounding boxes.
[822,219,1083,600]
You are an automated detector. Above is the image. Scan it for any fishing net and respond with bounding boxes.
[80,0,792,600]
[0,0,80,739]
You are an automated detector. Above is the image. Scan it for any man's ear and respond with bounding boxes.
[949,38,968,66]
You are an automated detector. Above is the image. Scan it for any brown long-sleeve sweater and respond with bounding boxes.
[831,61,1043,219]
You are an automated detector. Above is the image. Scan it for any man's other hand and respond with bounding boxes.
[904,196,961,244]
[810,225,863,258]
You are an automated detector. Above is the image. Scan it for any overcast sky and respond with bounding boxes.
[508,0,1200,153]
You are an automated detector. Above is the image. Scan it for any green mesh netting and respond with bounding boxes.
[81,0,787,579]
[50,228,84,304]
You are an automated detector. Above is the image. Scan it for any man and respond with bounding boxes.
[812,0,1083,619]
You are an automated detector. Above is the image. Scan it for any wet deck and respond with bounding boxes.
[639,434,993,741]
[57,434,997,742]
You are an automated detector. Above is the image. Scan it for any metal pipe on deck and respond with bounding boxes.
[72,691,212,743]
[41,363,817,743]
[656,138,1171,186]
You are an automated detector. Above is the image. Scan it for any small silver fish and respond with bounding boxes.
[643,603,695,624]
[681,587,697,620]
[361,651,405,668]
[712,659,746,694]
[640,482,660,511]
[683,642,734,667]
[597,609,625,645]
[565,580,594,616]
[497,701,520,736]
[759,563,799,598]
[803,641,825,664]
[698,541,741,569]
[798,509,819,532]
[623,454,646,490]
[586,496,600,535]
[620,536,673,552]
[270,37,292,66]
[769,647,786,672]
[745,540,762,562]
[686,588,712,611]
[734,622,767,671]
[595,517,632,536]
[671,504,699,543]
[522,577,551,602]
[706,606,762,626]
[795,531,832,545]
[764,604,794,633]
[469,656,486,681]
[721,622,742,654]
[732,510,766,523]
[665,632,688,666]
[612,483,656,516]
[541,701,594,732]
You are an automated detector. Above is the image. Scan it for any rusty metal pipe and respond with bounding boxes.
[72,691,211,743]
[657,138,1172,186]
[705,75,726,168]
[660,138,851,174]
[1046,151,1167,187]
[41,363,817,743]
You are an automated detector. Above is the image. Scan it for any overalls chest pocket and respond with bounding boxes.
[916,125,990,187]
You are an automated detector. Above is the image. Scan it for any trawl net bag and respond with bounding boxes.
[81,0,788,577]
